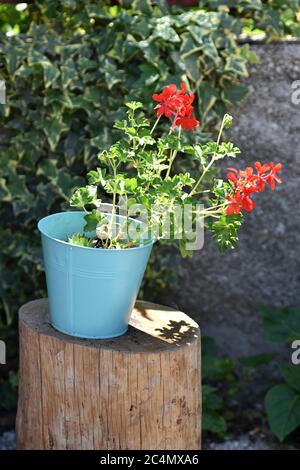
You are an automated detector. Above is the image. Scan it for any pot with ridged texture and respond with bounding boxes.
[38,211,154,339]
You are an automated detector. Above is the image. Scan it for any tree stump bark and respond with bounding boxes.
[16,299,201,450]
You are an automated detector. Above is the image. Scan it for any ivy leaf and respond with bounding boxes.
[64,132,84,167]
[225,55,249,77]
[132,0,153,15]
[42,119,69,151]
[198,81,218,116]
[28,50,60,88]
[61,63,77,89]
[152,17,180,43]
[37,159,57,180]
[222,83,250,106]
[103,59,126,90]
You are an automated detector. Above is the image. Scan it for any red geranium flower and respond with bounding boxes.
[152,82,200,131]
[265,162,282,190]
[175,113,199,131]
[226,161,282,215]
[152,83,181,118]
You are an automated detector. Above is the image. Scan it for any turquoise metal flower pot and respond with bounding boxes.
[38,211,154,339]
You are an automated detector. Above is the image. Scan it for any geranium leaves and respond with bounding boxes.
[83,209,101,233]
[210,213,243,252]
[70,185,98,209]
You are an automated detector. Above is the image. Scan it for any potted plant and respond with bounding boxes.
[38,83,282,339]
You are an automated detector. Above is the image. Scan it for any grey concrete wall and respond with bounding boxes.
[175,43,300,357]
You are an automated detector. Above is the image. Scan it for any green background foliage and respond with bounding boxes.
[261,307,300,442]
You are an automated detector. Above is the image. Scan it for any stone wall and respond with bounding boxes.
[175,43,300,357]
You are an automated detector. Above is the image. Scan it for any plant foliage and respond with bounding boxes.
[0,0,260,331]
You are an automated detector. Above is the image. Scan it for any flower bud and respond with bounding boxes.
[223,114,233,129]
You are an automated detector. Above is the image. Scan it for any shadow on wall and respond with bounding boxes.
[175,43,300,357]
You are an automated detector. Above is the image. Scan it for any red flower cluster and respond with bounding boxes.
[226,161,282,215]
[152,83,200,131]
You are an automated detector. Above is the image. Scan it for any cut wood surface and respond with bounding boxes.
[16,298,201,450]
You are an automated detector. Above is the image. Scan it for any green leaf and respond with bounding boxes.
[125,101,143,111]
[240,44,260,65]
[210,213,243,252]
[0,178,10,201]
[0,372,18,411]
[88,168,107,186]
[280,366,300,393]
[103,59,126,90]
[201,36,220,63]
[202,336,218,357]
[152,17,180,43]
[222,82,250,106]
[28,50,60,88]
[225,55,249,77]
[240,352,277,368]
[202,384,223,411]
[198,81,218,116]
[202,355,236,382]
[132,0,153,15]
[265,384,300,442]
[68,233,94,248]
[261,307,300,344]
[64,132,84,166]
[37,159,57,179]
[202,411,227,437]
[42,61,60,88]
[70,186,98,209]
[61,64,76,89]
[84,209,101,233]
[41,119,69,151]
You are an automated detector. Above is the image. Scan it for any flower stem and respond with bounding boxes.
[189,115,226,196]
[165,126,181,179]
[150,116,160,135]
[107,164,117,248]
[141,116,161,153]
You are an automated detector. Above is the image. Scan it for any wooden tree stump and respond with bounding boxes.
[16,299,201,450]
